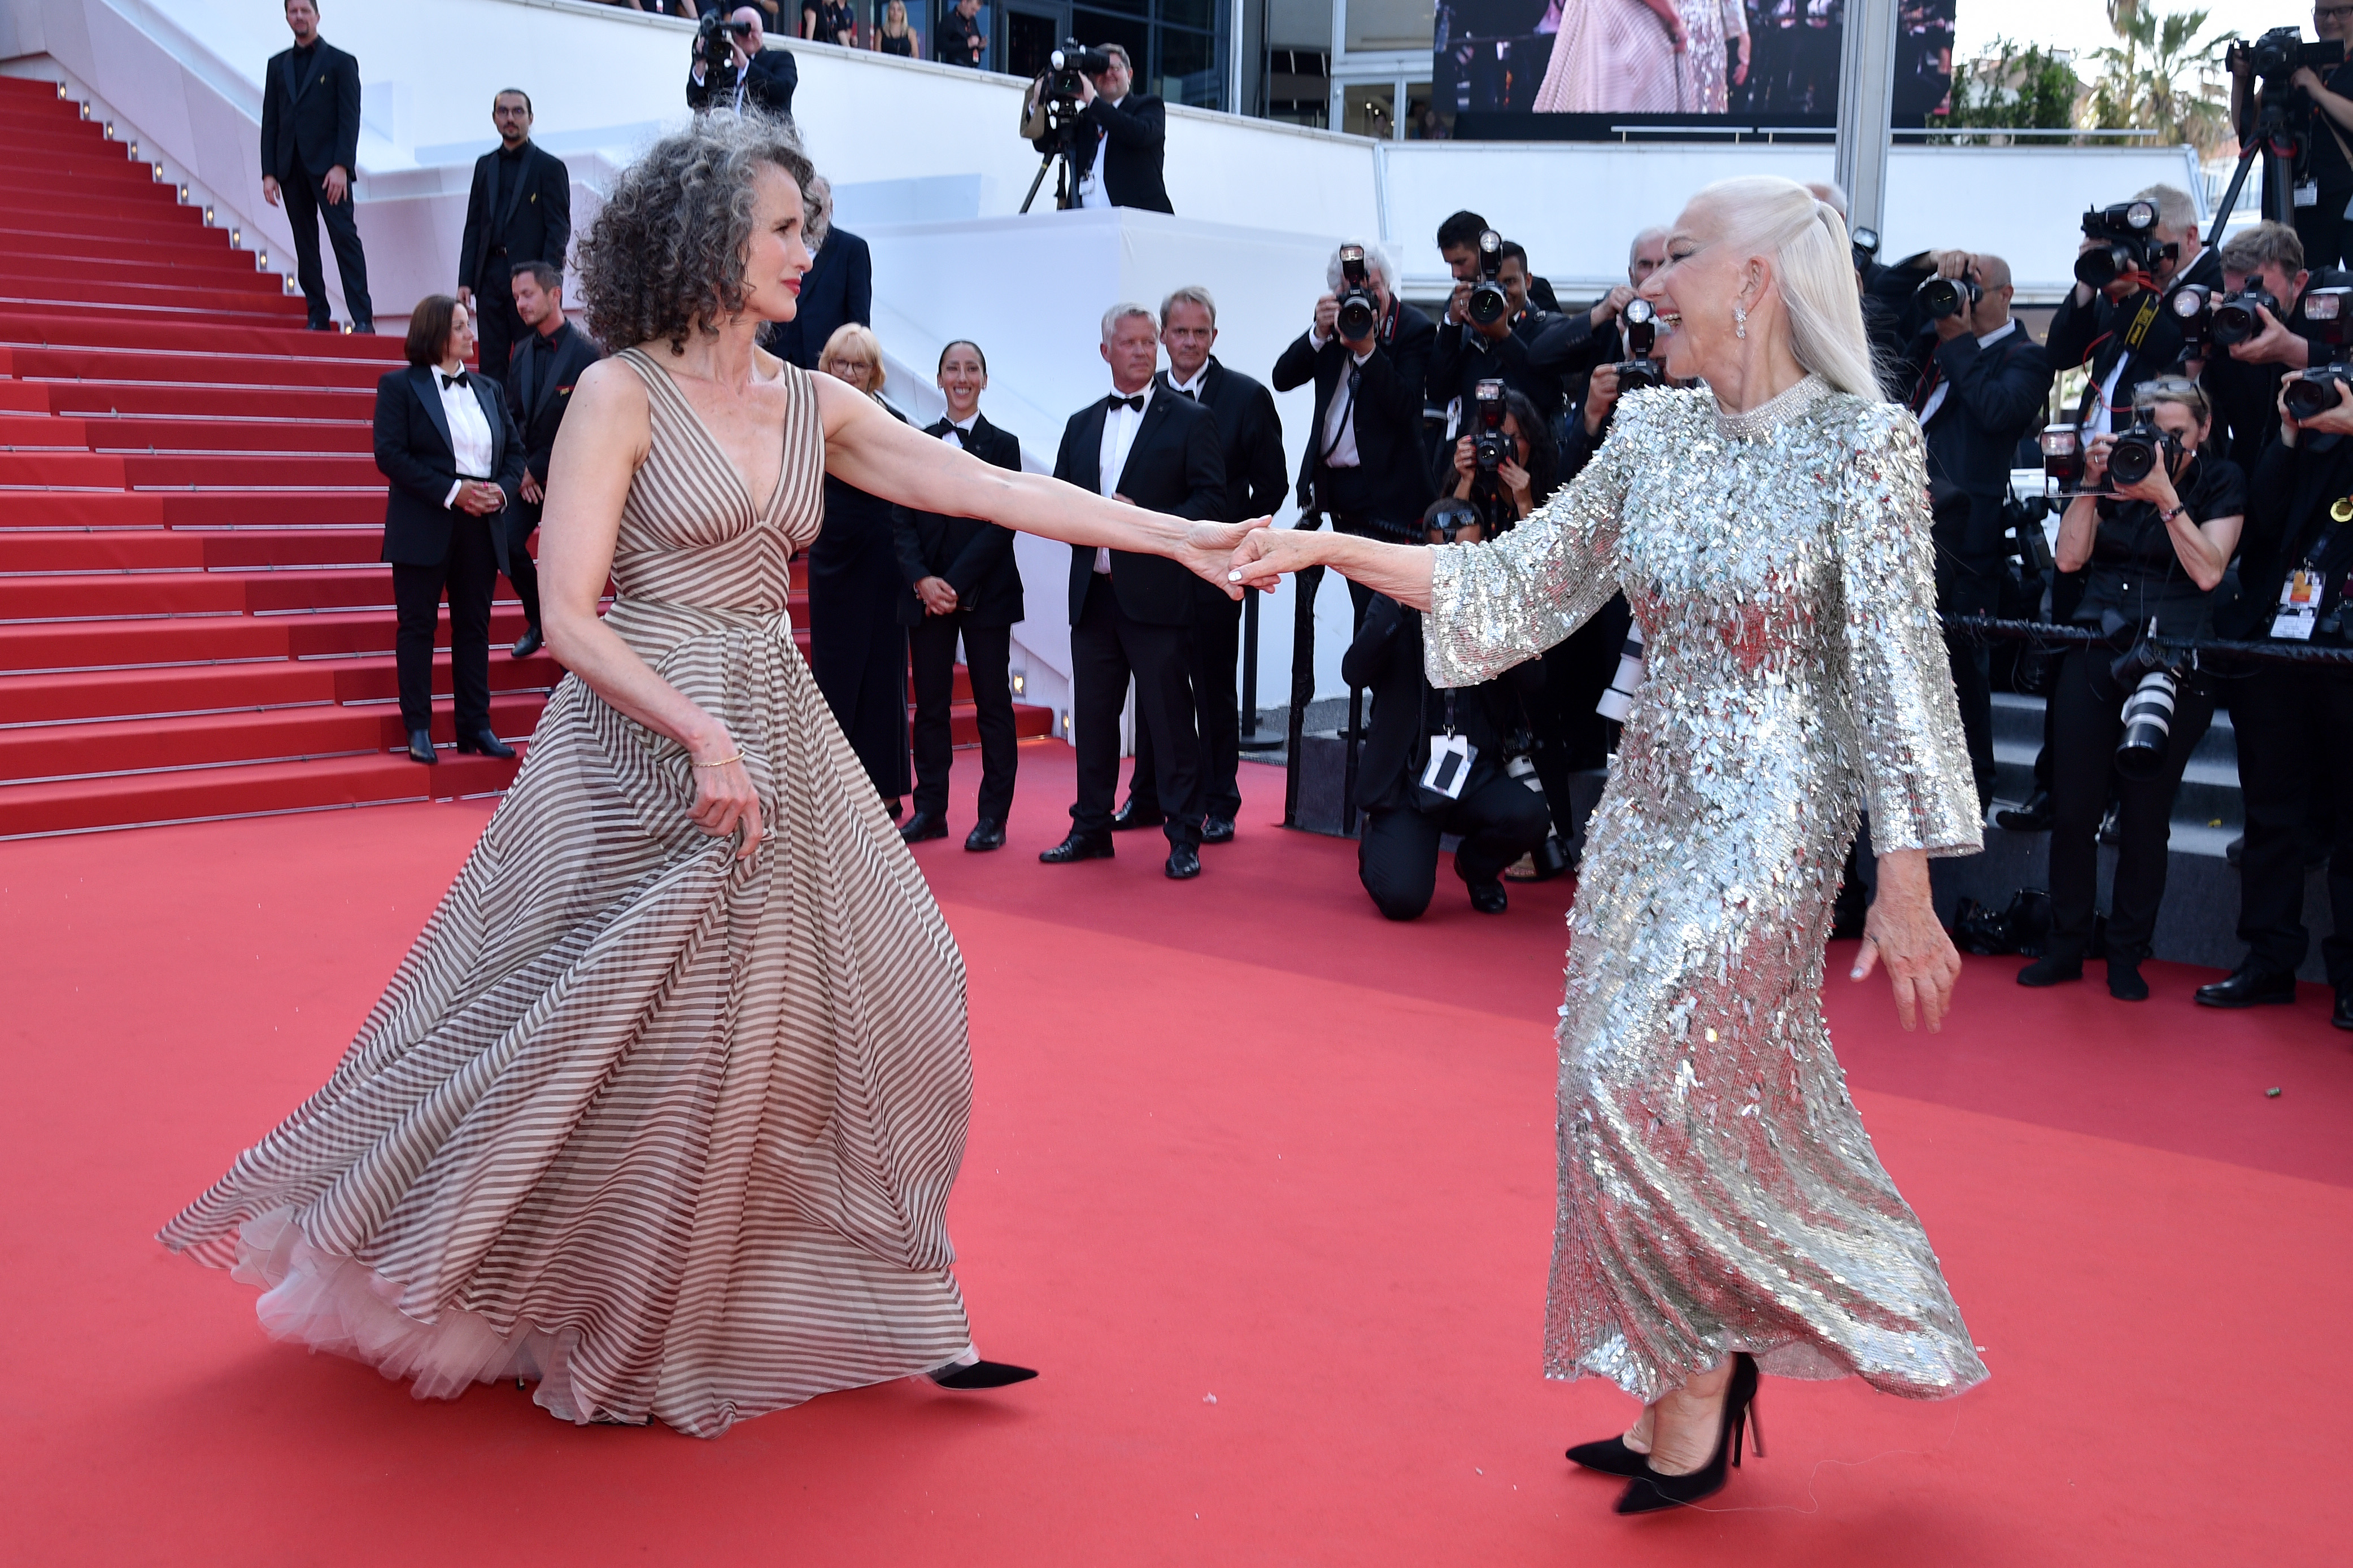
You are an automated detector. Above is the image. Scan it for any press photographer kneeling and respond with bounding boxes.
[2023,380,2246,1001]
[1343,494,1550,921]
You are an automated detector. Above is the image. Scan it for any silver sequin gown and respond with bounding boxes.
[1425,377,1988,1404]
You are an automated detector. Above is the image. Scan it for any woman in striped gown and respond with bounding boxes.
[157,113,1253,1438]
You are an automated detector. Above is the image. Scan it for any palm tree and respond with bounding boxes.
[2082,5,2236,153]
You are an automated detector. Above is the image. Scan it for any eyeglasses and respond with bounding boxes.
[2320,5,2353,20]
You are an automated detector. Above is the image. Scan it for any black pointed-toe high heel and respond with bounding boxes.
[1614,1353,1763,1515]
[929,1359,1038,1390]
[1566,1435,1653,1477]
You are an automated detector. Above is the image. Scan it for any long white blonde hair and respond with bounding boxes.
[1696,176,1882,400]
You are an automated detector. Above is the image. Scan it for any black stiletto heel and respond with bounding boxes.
[1566,1435,1653,1477]
[1613,1353,1762,1514]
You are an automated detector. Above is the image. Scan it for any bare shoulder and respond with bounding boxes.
[556,356,653,468]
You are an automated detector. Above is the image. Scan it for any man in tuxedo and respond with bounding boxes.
[765,176,872,370]
[936,0,985,67]
[1898,253,2051,808]
[687,6,798,117]
[894,340,1026,852]
[1063,44,1173,213]
[457,90,571,386]
[1117,286,1285,845]
[1428,239,1563,450]
[1042,304,1226,879]
[259,0,372,333]
[500,262,602,661]
[1271,238,1435,627]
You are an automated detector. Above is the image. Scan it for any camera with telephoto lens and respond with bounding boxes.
[2111,639,2184,782]
[1614,298,1666,392]
[1335,244,1379,342]
[1466,229,1509,327]
[2233,25,2345,91]
[2285,286,2353,421]
[696,10,753,93]
[2211,286,2281,349]
[2076,200,2172,290]
[2105,406,2183,488]
[1917,272,1981,321]
[1470,378,1510,471]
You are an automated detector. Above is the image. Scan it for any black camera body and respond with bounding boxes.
[2105,409,2182,488]
[1917,273,1981,321]
[1613,298,1665,392]
[2076,199,2171,290]
[2285,285,2352,421]
[1466,229,1509,327]
[1470,378,1510,472]
[1335,245,1379,343]
[2239,24,2344,86]
[2212,286,2281,348]
[696,11,752,95]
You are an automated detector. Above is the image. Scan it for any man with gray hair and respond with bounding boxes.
[2049,181,2223,436]
[686,5,796,117]
[2201,220,2325,472]
[1530,226,1668,428]
[1040,302,1227,878]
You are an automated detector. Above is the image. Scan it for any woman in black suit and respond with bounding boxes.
[808,323,913,815]
[372,294,526,765]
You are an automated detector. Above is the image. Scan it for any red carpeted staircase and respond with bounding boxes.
[0,77,1047,838]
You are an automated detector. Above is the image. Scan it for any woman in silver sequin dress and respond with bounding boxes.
[1230,176,1985,1514]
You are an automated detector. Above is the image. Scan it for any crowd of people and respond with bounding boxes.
[598,0,980,68]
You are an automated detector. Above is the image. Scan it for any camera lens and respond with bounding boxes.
[2115,667,2178,781]
[2106,431,2158,487]
[1918,277,1962,319]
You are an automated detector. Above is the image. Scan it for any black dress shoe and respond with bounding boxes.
[404,728,438,766]
[1039,832,1114,864]
[2335,986,2353,1030]
[2195,964,2298,1008]
[1201,815,1236,845]
[2017,952,2083,987]
[350,321,376,335]
[929,1359,1038,1390]
[455,727,516,759]
[1567,1436,1653,1478]
[1994,789,2053,832]
[1165,843,1201,879]
[510,624,544,659]
[1467,880,1508,914]
[1110,800,1165,831]
[899,810,948,844]
[2107,956,2150,1002]
[964,819,1005,852]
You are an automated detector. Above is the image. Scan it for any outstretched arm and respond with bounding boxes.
[1229,528,1435,609]
[813,373,1253,595]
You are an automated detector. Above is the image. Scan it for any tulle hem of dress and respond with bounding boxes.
[230,1208,595,1423]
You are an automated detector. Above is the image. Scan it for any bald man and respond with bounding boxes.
[1901,251,2052,809]
[1528,225,1671,417]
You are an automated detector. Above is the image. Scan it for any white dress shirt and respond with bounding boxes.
[942,412,979,449]
[1165,363,1209,399]
[1918,317,2019,427]
[435,369,496,509]
[1077,93,1124,210]
[1093,382,1152,573]
[1306,327,1375,469]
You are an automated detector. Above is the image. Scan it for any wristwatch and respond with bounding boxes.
[2158,503,2189,526]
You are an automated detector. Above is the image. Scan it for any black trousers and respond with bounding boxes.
[504,504,541,632]
[2231,662,2353,983]
[281,156,372,328]
[1357,772,1550,921]
[390,516,498,735]
[472,271,524,381]
[2045,644,2217,959]
[909,617,1017,823]
[2294,187,2353,273]
[1936,545,2002,807]
[1327,508,1412,630]
[1071,573,1200,848]
[1523,594,1630,844]
[1127,593,1240,822]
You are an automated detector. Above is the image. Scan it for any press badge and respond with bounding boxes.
[2273,566,2323,640]
[2297,177,2320,208]
[1420,732,1475,800]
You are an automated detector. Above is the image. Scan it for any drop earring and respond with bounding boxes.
[1733,303,1748,338]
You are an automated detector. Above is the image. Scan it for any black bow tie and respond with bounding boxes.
[441,371,470,389]
[1108,393,1144,413]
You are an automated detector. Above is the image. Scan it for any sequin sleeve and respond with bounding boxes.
[1422,404,1629,688]
[1830,405,1984,859]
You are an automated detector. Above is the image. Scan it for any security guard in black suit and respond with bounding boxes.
[500,262,602,660]
[459,90,572,385]
[259,0,371,331]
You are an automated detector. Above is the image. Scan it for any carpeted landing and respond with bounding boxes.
[3,741,2347,1565]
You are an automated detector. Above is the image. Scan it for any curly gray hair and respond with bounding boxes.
[576,111,824,353]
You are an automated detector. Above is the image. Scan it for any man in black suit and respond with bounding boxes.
[1271,238,1435,627]
[1042,303,1226,879]
[1062,44,1173,214]
[374,296,525,766]
[1528,225,1668,426]
[764,176,872,370]
[1435,207,1562,313]
[936,0,985,67]
[2046,182,2223,438]
[687,6,797,117]
[1898,252,2051,807]
[894,340,1026,853]
[458,90,571,386]
[259,0,372,332]
[1117,286,1285,845]
[1428,239,1564,451]
[500,262,602,661]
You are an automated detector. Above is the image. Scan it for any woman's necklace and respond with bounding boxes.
[1713,373,1828,440]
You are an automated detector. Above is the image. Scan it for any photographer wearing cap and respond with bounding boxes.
[687,5,797,117]
[2021,381,2246,1002]
[2228,7,2353,268]
[2048,184,2221,438]
[1055,43,1172,213]
[2195,374,2353,1023]
[2195,221,2326,471]
[1897,252,2053,806]
[1343,500,1551,920]
[1429,237,1563,466]
[1272,238,1436,627]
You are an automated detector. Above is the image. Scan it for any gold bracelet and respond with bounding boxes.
[690,752,746,769]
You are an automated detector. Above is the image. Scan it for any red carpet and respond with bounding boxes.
[4,745,2350,1565]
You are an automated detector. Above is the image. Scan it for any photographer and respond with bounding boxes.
[687,5,797,117]
[1429,238,1563,452]
[1529,227,1668,412]
[2047,184,2221,436]
[2194,374,2353,1024]
[2019,381,2246,1002]
[1898,252,2053,806]
[1039,43,1172,213]
[2229,9,2353,268]
[1343,500,1551,920]
[1436,209,1562,312]
[1271,238,1436,626]
[2197,221,2323,471]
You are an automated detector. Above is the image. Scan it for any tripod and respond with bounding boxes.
[2206,96,2300,250]
[1019,145,1077,214]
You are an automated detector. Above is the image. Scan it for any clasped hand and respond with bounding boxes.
[456,479,507,516]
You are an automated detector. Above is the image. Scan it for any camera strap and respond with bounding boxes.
[2120,290,2163,353]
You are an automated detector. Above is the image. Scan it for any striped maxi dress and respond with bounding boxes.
[159,350,977,1438]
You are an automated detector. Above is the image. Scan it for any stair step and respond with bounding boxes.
[34,382,378,420]
[81,416,376,455]
[0,529,382,573]
[0,692,551,784]
[0,491,385,530]
[0,344,394,390]
[0,748,526,838]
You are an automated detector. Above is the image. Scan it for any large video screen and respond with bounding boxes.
[1436,0,1955,140]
